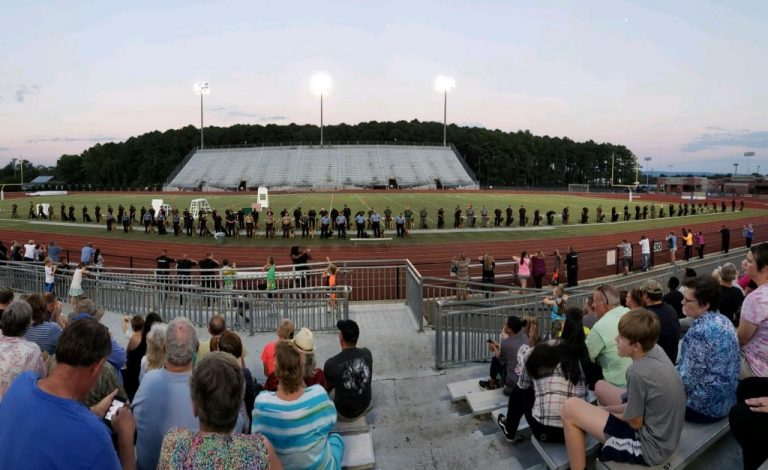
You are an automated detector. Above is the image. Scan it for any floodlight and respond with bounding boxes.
[434,75,456,94]
[194,81,210,96]
[310,73,332,96]
[193,81,210,149]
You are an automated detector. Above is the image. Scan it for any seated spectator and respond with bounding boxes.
[140,322,167,382]
[480,316,529,393]
[738,243,768,379]
[121,314,145,400]
[585,285,631,388]
[293,327,328,390]
[624,288,643,309]
[639,279,681,364]
[253,341,344,469]
[678,276,739,422]
[22,293,62,356]
[134,317,201,470]
[198,314,227,362]
[0,300,47,400]
[43,292,67,329]
[214,330,259,425]
[561,309,686,468]
[261,318,294,391]
[542,286,567,322]
[324,319,373,420]
[70,298,126,374]
[717,263,745,326]
[663,277,685,319]
[0,318,136,468]
[496,309,590,443]
[729,377,768,470]
[0,288,14,321]
[158,352,281,469]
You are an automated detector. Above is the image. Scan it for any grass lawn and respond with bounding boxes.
[0,192,762,245]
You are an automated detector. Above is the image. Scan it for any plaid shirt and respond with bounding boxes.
[518,344,588,427]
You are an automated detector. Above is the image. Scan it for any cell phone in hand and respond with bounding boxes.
[486,338,493,344]
[105,397,126,421]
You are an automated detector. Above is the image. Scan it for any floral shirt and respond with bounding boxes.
[677,311,740,418]
[741,284,768,376]
[0,335,46,400]
[158,427,270,470]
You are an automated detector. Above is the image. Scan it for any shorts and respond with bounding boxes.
[600,414,644,465]
[622,257,632,267]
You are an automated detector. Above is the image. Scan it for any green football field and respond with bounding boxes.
[0,191,761,245]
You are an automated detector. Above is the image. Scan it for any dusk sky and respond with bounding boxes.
[2,1,766,174]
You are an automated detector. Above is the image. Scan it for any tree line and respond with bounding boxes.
[36,121,642,189]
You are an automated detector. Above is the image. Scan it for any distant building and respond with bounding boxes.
[658,175,768,196]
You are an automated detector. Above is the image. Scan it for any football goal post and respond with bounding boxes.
[568,184,590,193]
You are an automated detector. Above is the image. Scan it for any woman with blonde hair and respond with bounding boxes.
[140,322,168,382]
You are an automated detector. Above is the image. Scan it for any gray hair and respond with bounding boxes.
[146,323,168,371]
[189,352,244,432]
[2,300,33,337]
[73,297,104,321]
[720,263,738,283]
[165,317,198,366]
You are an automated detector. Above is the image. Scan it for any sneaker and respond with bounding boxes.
[478,380,493,391]
[496,414,523,443]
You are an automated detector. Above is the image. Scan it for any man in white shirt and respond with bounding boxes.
[639,235,651,271]
[23,239,37,262]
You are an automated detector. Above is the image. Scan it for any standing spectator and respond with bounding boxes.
[617,239,632,275]
[47,241,61,265]
[140,322,167,382]
[253,341,343,469]
[22,293,62,356]
[451,254,470,301]
[324,319,373,421]
[198,314,227,362]
[479,253,496,296]
[134,317,206,470]
[638,235,651,271]
[67,262,87,307]
[43,257,56,293]
[515,251,531,288]
[158,352,280,469]
[678,276,739,422]
[23,239,36,262]
[215,330,259,424]
[738,243,768,379]
[156,249,175,283]
[551,249,563,285]
[0,318,136,469]
[80,242,96,265]
[663,277,685,319]
[531,250,547,289]
[682,228,694,261]
[744,224,754,248]
[121,314,145,401]
[695,231,705,259]
[198,253,220,291]
[0,300,47,400]
[565,246,579,287]
[720,225,731,253]
[666,232,678,263]
[290,246,311,289]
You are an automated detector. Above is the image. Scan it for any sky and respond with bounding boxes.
[1,0,767,175]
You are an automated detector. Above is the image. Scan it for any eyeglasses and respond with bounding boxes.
[594,286,609,305]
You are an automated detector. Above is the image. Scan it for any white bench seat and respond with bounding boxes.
[341,431,375,470]
[595,418,730,470]
[335,414,369,433]
[447,378,483,403]
[466,388,508,416]
[532,434,601,470]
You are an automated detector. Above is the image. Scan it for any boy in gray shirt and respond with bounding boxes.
[560,309,685,468]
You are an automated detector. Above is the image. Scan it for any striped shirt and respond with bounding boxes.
[251,385,338,470]
[24,321,62,355]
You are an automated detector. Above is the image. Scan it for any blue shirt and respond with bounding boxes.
[677,311,740,418]
[0,372,120,469]
[71,313,126,373]
[371,213,380,222]
[80,246,95,263]
[47,245,61,262]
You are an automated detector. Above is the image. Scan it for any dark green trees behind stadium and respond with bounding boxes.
[50,120,637,189]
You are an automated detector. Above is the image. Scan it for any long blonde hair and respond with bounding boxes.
[146,323,168,371]
[483,254,494,270]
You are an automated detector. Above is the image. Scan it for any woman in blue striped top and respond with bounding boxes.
[252,340,344,470]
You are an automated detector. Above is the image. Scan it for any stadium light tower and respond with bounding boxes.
[193,81,210,149]
[311,73,333,146]
[644,157,652,185]
[434,75,455,147]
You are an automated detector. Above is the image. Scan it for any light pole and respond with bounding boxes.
[434,75,455,147]
[310,73,332,146]
[644,157,652,185]
[733,163,739,176]
[745,151,755,174]
[193,81,210,149]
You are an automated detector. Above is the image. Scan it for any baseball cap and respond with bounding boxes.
[293,327,315,353]
[639,279,663,295]
[336,319,360,344]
